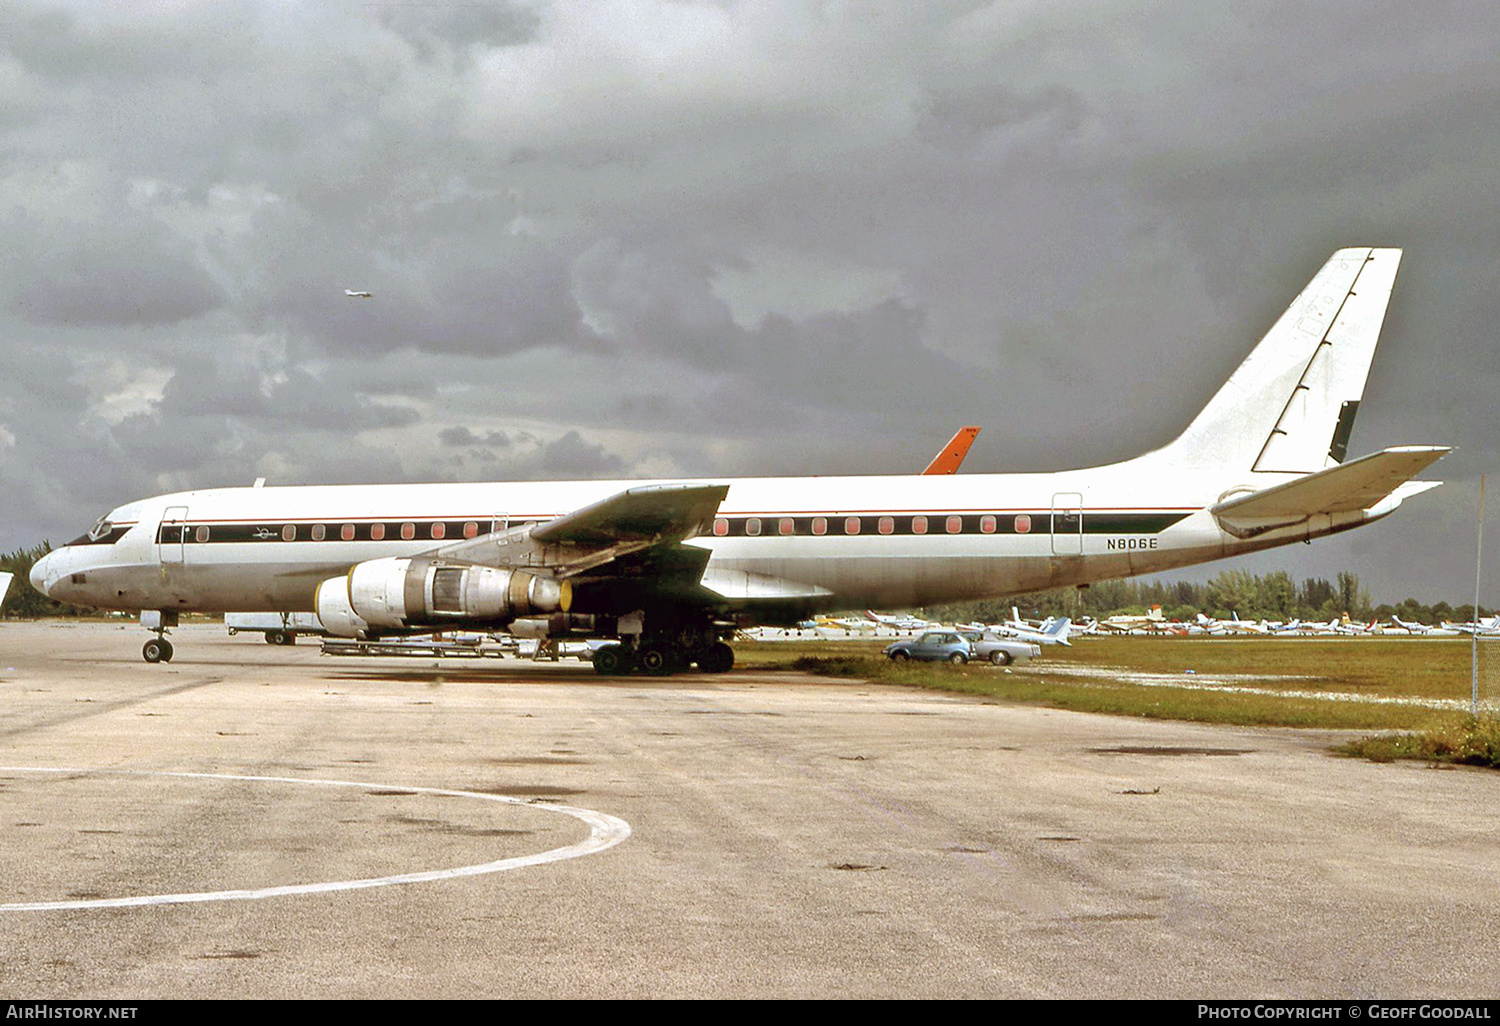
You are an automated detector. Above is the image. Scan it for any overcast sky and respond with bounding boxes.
[1,1,1497,604]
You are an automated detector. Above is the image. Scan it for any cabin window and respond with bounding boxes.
[431,522,446,540]
[811,517,827,536]
[195,526,210,543]
[282,524,296,542]
[947,515,963,534]
[912,515,927,535]
[980,515,996,534]
[1014,514,1031,534]
[370,523,386,540]
[400,523,416,540]
[878,516,894,535]
[844,517,860,535]
[311,524,326,541]
[745,517,761,536]
[341,524,356,541]
[779,518,795,536]
[464,521,479,539]
[713,518,728,537]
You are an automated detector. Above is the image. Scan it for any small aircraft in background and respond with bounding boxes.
[979,607,1072,645]
[1440,614,1500,636]
[344,289,372,298]
[864,610,936,630]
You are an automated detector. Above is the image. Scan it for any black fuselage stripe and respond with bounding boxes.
[151,512,1192,545]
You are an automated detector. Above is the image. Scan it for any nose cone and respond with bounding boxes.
[30,549,60,596]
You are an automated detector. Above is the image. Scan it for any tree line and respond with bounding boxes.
[927,569,1490,627]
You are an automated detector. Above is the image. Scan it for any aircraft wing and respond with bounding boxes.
[531,483,728,546]
[427,482,729,582]
[1212,445,1449,538]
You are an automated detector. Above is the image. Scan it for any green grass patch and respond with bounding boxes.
[1335,717,1500,767]
[732,635,1498,735]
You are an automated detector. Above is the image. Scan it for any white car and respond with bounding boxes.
[958,631,1041,666]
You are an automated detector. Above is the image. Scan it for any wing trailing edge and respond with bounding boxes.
[1211,445,1449,539]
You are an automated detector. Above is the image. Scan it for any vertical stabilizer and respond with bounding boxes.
[1151,248,1401,474]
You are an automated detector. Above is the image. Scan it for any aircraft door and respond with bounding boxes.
[158,506,189,565]
[1050,493,1083,555]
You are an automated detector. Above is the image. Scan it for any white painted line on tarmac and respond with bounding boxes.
[0,766,631,912]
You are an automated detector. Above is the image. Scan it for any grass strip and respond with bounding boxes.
[1335,717,1500,768]
[783,654,1464,731]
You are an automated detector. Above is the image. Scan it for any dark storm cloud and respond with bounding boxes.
[373,1,541,61]
[437,428,627,482]
[156,359,418,433]
[4,210,225,327]
[440,427,513,449]
[4,1,1500,602]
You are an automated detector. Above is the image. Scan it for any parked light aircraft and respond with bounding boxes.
[864,610,936,630]
[991,614,1072,647]
[32,249,1448,672]
[1441,615,1500,637]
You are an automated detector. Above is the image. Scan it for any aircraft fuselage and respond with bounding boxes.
[32,461,1381,619]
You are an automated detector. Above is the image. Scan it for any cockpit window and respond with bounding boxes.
[68,514,128,547]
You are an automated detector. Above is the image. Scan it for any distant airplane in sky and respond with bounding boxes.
[33,248,1448,672]
[344,289,372,298]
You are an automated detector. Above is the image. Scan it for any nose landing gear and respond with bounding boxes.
[142,635,174,663]
[140,610,178,664]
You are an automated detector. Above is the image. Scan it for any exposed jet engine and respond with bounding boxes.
[315,556,569,637]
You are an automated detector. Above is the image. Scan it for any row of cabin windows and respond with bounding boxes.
[180,513,1042,544]
[711,514,1014,537]
[188,521,489,543]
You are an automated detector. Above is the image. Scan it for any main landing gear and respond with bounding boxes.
[591,618,736,677]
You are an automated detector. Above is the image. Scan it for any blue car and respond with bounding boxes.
[884,631,973,664]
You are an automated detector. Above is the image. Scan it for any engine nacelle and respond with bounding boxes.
[345,556,569,629]
[315,575,370,638]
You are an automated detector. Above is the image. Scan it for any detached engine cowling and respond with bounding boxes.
[345,556,570,630]
[315,575,370,638]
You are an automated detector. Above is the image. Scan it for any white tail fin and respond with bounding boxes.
[1150,248,1402,474]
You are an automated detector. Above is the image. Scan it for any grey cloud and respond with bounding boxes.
[5,211,225,327]
[3,1,1499,605]
[156,360,418,433]
[440,426,513,448]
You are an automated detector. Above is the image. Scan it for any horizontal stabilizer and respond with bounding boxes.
[1212,446,1449,538]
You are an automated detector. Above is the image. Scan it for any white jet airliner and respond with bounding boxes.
[32,249,1448,673]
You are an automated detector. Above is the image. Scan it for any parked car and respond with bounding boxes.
[884,631,974,664]
[958,630,1041,666]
